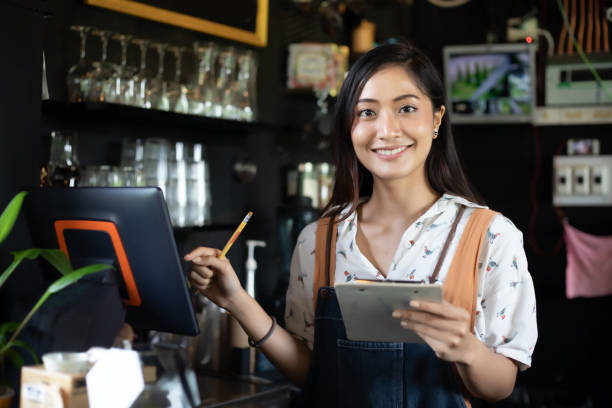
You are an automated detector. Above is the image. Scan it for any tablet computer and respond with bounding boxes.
[334,280,443,343]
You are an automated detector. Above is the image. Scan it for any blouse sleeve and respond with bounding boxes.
[474,214,538,371]
[284,222,317,350]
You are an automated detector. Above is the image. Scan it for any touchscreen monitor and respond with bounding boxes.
[23,187,199,336]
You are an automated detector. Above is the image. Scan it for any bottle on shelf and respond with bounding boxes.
[47,130,80,187]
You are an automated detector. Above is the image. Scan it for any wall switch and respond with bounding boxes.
[573,166,590,195]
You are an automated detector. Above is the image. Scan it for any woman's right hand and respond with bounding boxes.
[184,247,245,310]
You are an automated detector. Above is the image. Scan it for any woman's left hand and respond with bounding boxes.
[392,300,479,365]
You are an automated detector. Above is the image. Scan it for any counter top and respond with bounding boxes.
[197,371,298,408]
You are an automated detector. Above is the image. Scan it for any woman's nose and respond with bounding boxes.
[377,111,401,139]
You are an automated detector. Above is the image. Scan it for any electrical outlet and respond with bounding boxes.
[573,166,590,195]
[591,165,608,195]
[553,155,612,206]
[555,165,572,195]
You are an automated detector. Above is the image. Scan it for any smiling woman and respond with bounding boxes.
[185,41,538,408]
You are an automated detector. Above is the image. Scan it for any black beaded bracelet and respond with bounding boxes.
[248,316,277,348]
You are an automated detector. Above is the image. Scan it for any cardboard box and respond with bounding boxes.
[20,365,88,408]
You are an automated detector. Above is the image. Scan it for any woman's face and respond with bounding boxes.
[350,65,444,185]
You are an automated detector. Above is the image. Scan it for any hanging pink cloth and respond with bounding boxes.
[563,220,612,299]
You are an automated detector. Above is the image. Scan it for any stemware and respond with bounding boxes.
[231,49,258,121]
[149,42,170,111]
[130,38,153,108]
[216,46,238,119]
[213,46,237,119]
[110,33,136,105]
[189,41,218,116]
[67,25,94,103]
[168,45,189,114]
[88,29,119,103]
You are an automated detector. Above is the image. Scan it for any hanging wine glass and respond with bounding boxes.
[130,38,152,108]
[216,46,238,119]
[189,41,218,116]
[110,33,136,105]
[149,42,170,111]
[67,25,95,103]
[168,45,189,114]
[231,49,258,121]
[88,29,119,103]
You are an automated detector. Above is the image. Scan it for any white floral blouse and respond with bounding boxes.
[284,194,537,371]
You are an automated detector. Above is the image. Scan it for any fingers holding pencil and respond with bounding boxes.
[185,211,254,308]
[186,247,243,307]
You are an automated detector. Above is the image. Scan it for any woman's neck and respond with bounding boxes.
[361,175,440,228]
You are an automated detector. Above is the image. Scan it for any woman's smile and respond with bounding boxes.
[371,144,414,159]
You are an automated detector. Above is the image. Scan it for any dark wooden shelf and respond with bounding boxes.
[41,100,301,134]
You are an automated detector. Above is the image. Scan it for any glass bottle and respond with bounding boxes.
[48,131,80,187]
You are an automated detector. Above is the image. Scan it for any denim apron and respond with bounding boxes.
[299,206,497,408]
[299,286,467,408]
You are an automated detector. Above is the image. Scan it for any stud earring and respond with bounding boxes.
[433,130,438,139]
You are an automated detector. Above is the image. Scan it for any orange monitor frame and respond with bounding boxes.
[54,220,142,307]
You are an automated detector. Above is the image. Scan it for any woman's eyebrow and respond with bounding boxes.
[357,94,420,104]
[356,98,378,104]
[393,94,420,102]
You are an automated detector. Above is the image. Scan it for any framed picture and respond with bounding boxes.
[287,43,349,97]
[84,0,269,47]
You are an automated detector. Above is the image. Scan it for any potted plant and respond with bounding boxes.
[0,191,110,407]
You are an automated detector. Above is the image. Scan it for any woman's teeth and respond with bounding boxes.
[375,146,408,155]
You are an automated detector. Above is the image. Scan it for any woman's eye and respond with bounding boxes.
[400,105,416,113]
[357,109,376,118]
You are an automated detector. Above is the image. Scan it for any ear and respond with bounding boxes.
[433,105,445,132]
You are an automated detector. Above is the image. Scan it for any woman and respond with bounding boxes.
[186,42,537,407]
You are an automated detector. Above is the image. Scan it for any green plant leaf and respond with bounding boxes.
[0,191,27,244]
[9,339,39,364]
[0,248,42,289]
[0,322,18,345]
[40,249,73,276]
[3,262,112,349]
[4,348,23,368]
[48,263,112,294]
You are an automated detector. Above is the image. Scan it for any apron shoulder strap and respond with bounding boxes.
[443,207,498,328]
[443,207,498,408]
[313,215,337,312]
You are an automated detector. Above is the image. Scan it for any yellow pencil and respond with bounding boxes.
[219,211,253,259]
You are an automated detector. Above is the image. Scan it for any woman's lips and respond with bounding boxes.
[372,145,413,159]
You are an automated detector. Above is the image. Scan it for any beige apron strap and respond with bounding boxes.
[443,207,498,408]
[313,216,337,312]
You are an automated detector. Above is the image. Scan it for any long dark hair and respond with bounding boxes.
[321,41,483,221]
